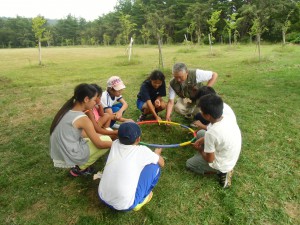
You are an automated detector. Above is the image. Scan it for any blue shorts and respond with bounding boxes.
[136,99,145,111]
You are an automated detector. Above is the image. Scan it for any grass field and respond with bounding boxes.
[0,44,299,225]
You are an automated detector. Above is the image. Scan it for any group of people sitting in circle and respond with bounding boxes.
[50,62,242,211]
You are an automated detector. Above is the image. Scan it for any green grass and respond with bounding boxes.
[0,44,299,225]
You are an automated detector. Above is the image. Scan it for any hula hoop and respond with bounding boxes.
[136,120,197,148]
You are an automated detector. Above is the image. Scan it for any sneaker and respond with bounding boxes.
[218,170,233,188]
[69,165,95,177]
[111,123,120,129]
[133,191,153,211]
[137,114,147,122]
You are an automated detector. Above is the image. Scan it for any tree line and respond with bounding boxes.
[1,0,299,48]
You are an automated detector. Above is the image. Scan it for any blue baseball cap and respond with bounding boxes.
[118,122,141,145]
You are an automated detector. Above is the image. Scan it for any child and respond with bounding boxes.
[101,76,133,129]
[84,84,118,140]
[190,86,237,130]
[98,122,165,211]
[136,70,166,121]
[50,83,112,177]
[187,94,241,188]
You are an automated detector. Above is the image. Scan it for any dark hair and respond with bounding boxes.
[90,83,102,95]
[195,86,216,99]
[50,83,97,134]
[145,70,165,82]
[198,94,223,119]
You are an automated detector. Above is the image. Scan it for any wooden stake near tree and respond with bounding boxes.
[32,15,46,65]
[157,34,164,69]
[208,34,213,55]
[126,37,134,61]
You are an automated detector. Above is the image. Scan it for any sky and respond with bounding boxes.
[1,0,119,21]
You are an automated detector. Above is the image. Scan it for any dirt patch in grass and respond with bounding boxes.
[0,76,12,85]
[22,200,47,221]
[8,96,62,128]
[284,201,299,222]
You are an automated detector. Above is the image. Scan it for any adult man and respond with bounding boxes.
[165,62,218,122]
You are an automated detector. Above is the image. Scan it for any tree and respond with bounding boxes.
[32,15,46,65]
[103,34,111,46]
[185,2,209,45]
[140,24,151,45]
[119,13,136,44]
[207,10,222,55]
[249,17,268,61]
[224,13,238,45]
[145,12,166,68]
[186,22,196,43]
[43,30,53,47]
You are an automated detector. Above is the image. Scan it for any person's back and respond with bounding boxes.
[99,139,159,210]
[50,110,89,167]
[186,93,241,188]
[99,122,164,211]
[205,116,241,173]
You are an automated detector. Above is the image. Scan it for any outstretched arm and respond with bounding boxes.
[207,72,218,87]
[165,99,174,121]
[146,99,161,120]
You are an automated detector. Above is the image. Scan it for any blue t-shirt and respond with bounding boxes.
[137,80,166,102]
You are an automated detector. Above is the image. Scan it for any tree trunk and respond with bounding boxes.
[128,37,133,62]
[38,39,42,65]
[157,34,164,69]
[257,34,261,62]
[209,33,213,55]
[282,30,286,45]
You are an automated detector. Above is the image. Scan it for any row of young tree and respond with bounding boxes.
[1,0,300,48]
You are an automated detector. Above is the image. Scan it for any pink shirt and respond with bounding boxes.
[93,106,100,122]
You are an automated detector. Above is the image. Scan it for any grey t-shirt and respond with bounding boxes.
[50,110,89,168]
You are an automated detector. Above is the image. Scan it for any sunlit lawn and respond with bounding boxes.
[0,44,299,224]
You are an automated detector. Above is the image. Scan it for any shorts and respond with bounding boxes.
[136,99,145,111]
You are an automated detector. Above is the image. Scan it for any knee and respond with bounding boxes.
[186,158,194,169]
[174,103,186,115]
[196,130,206,139]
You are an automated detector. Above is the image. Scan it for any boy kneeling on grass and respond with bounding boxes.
[187,94,242,188]
[98,122,165,211]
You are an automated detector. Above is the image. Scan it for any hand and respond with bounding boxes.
[192,120,202,127]
[115,111,122,120]
[154,148,162,155]
[192,138,202,149]
[156,115,162,121]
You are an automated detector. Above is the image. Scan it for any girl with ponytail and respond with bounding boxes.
[50,83,112,177]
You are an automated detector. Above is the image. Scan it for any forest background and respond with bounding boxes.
[1,0,300,48]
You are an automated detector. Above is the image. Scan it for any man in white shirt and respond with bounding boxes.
[165,62,218,122]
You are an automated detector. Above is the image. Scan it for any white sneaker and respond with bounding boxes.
[112,123,120,129]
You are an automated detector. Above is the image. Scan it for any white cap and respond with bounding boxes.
[107,76,126,91]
